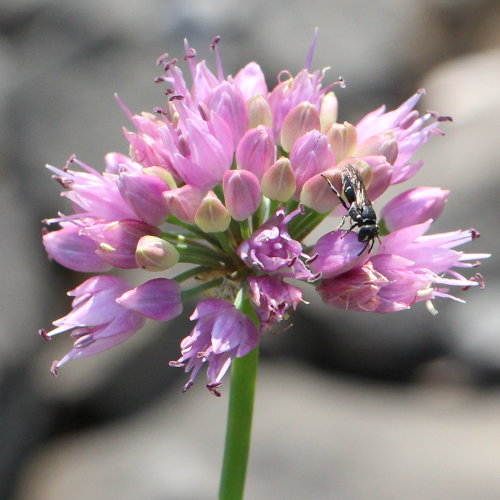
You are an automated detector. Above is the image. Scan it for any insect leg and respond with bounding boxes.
[337,214,347,230]
[357,240,370,256]
[341,221,360,239]
[320,174,350,212]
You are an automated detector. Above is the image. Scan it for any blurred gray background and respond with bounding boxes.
[1,0,499,499]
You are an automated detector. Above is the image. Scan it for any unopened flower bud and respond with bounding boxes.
[135,235,180,271]
[337,158,373,188]
[163,184,204,224]
[356,132,398,165]
[300,169,342,212]
[247,94,273,128]
[208,81,249,148]
[326,122,357,162]
[319,92,338,133]
[290,130,334,193]
[195,191,231,233]
[143,166,177,188]
[280,102,321,152]
[380,187,449,232]
[261,157,296,202]
[236,125,275,178]
[223,170,261,221]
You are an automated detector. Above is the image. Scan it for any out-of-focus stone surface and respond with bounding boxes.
[17,363,500,500]
[1,0,499,498]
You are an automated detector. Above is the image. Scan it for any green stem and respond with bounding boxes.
[218,346,259,500]
[240,219,252,240]
[178,251,228,267]
[218,292,259,500]
[173,265,213,283]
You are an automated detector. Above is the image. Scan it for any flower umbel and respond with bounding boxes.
[41,35,489,396]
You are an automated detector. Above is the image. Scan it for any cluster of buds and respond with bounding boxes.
[40,34,488,394]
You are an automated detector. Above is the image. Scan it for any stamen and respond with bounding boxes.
[470,228,480,240]
[156,52,170,66]
[64,154,76,169]
[169,360,184,368]
[182,380,194,393]
[183,38,197,79]
[198,102,210,121]
[305,253,318,264]
[178,135,191,157]
[154,76,169,84]
[207,382,222,397]
[163,58,178,72]
[114,93,134,121]
[38,329,51,341]
[50,360,59,376]
[153,106,168,115]
[211,35,224,81]
[308,272,322,282]
[462,273,485,291]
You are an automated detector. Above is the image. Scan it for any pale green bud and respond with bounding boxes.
[319,92,338,133]
[261,157,296,202]
[135,235,180,271]
[194,191,231,233]
[326,121,357,162]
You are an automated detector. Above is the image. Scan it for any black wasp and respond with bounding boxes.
[321,165,380,255]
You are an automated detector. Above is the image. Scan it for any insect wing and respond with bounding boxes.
[342,165,370,209]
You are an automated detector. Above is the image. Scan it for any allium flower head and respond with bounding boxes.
[41,34,489,394]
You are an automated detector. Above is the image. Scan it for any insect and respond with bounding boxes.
[321,165,380,255]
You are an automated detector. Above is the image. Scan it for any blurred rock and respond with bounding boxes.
[16,363,500,500]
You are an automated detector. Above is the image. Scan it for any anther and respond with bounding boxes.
[178,135,191,157]
[207,382,222,397]
[154,76,168,84]
[38,329,51,341]
[470,228,480,240]
[308,272,322,282]
[182,380,194,393]
[50,361,59,376]
[184,47,196,60]
[198,102,210,121]
[156,52,169,66]
[169,361,184,368]
[210,36,221,50]
[305,253,318,264]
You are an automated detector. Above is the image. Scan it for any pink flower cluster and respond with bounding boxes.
[41,34,488,394]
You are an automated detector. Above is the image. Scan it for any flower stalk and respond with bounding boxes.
[219,293,259,500]
[218,346,259,500]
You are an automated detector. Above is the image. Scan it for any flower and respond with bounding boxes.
[41,34,489,394]
[169,299,259,396]
[40,276,182,373]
